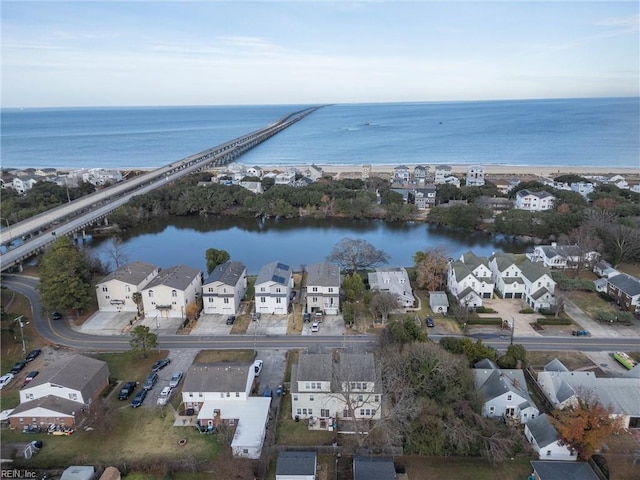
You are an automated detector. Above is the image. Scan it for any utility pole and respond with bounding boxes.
[14,315,26,354]
[510,316,515,345]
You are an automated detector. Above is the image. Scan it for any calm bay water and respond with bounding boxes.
[87,216,531,275]
[2,98,638,170]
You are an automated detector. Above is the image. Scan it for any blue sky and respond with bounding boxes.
[2,1,638,107]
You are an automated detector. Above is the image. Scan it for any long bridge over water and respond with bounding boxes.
[0,106,322,272]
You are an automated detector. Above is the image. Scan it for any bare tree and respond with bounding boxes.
[369,291,398,323]
[105,236,129,270]
[413,247,449,290]
[553,291,566,318]
[559,224,602,276]
[327,237,389,273]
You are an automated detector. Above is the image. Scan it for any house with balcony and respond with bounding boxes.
[473,359,539,424]
[488,253,526,299]
[524,414,577,461]
[306,262,340,315]
[275,171,296,186]
[526,243,598,270]
[290,352,381,429]
[409,186,437,210]
[8,355,109,429]
[12,176,38,194]
[465,165,485,186]
[413,164,430,184]
[246,166,263,178]
[514,190,556,211]
[606,273,640,314]
[368,267,415,308]
[181,362,270,458]
[305,164,324,181]
[447,252,494,307]
[95,261,160,313]
[392,165,410,184]
[433,165,452,184]
[141,265,203,320]
[202,261,247,315]
[255,261,293,314]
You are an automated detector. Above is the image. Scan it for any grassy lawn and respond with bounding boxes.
[400,456,533,480]
[287,304,304,335]
[194,349,255,363]
[527,350,595,370]
[565,290,619,319]
[6,407,222,469]
[275,391,336,446]
[230,312,252,334]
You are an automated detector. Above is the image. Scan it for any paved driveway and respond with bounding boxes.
[247,315,289,335]
[301,314,345,336]
[254,349,288,397]
[143,348,199,408]
[190,314,233,335]
[480,298,541,337]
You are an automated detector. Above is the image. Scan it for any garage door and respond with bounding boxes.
[505,293,513,299]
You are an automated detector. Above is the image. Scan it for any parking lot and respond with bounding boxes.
[301,314,345,336]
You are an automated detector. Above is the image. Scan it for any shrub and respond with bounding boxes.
[466,317,503,325]
[597,291,614,302]
[536,318,572,325]
[519,308,534,314]
[475,306,497,314]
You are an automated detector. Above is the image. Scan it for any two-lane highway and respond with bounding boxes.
[4,275,639,354]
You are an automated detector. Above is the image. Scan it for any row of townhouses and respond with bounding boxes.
[1,168,123,193]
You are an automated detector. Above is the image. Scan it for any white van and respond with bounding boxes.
[156,386,173,405]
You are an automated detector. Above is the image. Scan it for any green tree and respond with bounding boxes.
[205,248,230,275]
[37,236,93,316]
[342,272,365,302]
[132,292,143,316]
[381,316,427,345]
[497,344,527,368]
[129,325,158,358]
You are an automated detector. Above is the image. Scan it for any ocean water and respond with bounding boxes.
[1,98,638,170]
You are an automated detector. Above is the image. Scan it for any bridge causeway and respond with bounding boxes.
[0,106,322,272]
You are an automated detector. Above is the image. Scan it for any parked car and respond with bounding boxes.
[25,349,42,362]
[169,371,183,388]
[131,389,147,408]
[572,330,589,337]
[143,372,158,390]
[23,371,39,385]
[252,312,261,321]
[10,360,27,374]
[226,315,236,325]
[263,387,272,398]
[426,317,434,328]
[311,322,319,332]
[253,360,263,377]
[118,381,137,400]
[303,313,311,322]
[151,358,171,372]
[0,373,14,390]
[51,312,63,321]
[156,386,173,406]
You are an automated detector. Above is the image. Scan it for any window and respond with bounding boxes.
[208,298,214,303]
[328,287,334,293]
[306,383,310,389]
[235,392,239,398]
[310,396,314,402]
[223,288,227,293]
[260,287,265,292]
[360,409,365,416]
[172,290,177,297]
[148,290,154,297]
[208,287,214,292]
[343,409,349,417]
[546,450,551,456]
[321,409,330,417]
[69,393,78,400]
[276,298,281,304]
[229,418,234,425]
[374,395,379,402]
[507,394,512,401]
[312,287,318,292]
[302,409,307,415]
[226,392,230,397]
[223,298,229,304]
[313,297,317,302]
[102,286,108,292]
[308,409,313,415]
[358,395,363,402]
[126,286,131,292]
[293,395,298,401]
[243,448,248,454]
[199,393,203,398]
[489,406,495,414]
[276,287,281,293]
[297,408,301,415]
[260,297,266,303]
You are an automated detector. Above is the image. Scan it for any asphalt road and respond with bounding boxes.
[3,275,639,354]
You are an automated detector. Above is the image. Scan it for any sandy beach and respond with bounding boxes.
[262,164,640,180]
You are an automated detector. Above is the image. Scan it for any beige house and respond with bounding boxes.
[141,265,203,320]
[306,262,340,315]
[95,261,160,313]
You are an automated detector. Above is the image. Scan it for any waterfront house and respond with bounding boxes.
[202,261,248,315]
[12,176,38,194]
[514,190,556,211]
[305,262,340,315]
[409,185,437,210]
[473,359,539,424]
[434,165,452,184]
[392,165,410,184]
[520,261,556,312]
[526,243,598,270]
[141,265,203,320]
[290,352,381,427]
[447,252,494,307]
[413,164,429,183]
[255,261,293,315]
[524,414,577,461]
[368,267,416,308]
[606,273,640,314]
[9,355,109,429]
[95,261,160,313]
[465,165,485,186]
[246,166,263,178]
[607,174,628,189]
[305,164,324,181]
[239,181,263,194]
[181,362,270,459]
[275,171,296,186]
[488,253,526,299]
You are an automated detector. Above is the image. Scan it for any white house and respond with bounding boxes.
[465,165,485,186]
[12,176,38,194]
[141,264,203,320]
[81,168,123,186]
[306,262,340,315]
[524,414,577,461]
[246,166,263,178]
[291,353,381,427]
[392,165,410,184]
[519,261,556,311]
[305,164,324,181]
[255,261,293,314]
[181,363,270,459]
[608,175,628,189]
[413,165,430,183]
[368,267,415,308]
[429,291,449,314]
[473,359,539,424]
[515,190,556,211]
[526,243,598,270]
[275,171,296,186]
[239,181,263,194]
[276,451,317,480]
[95,261,160,313]
[570,182,595,198]
[447,252,494,307]
[489,253,526,299]
[434,165,452,184]
[202,261,247,315]
[9,355,109,429]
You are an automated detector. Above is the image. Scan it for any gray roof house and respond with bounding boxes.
[202,261,248,315]
[10,355,110,429]
[306,262,340,315]
[255,261,293,314]
[368,267,415,308]
[276,451,317,480]
[353,456,396,480]
[524,414,577,461]
[473,359,539,424]
[95,261,160,312]
[606,273,640,314]
[141,264,203,319]
[530,461,599,480]
[429,291,449,314]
